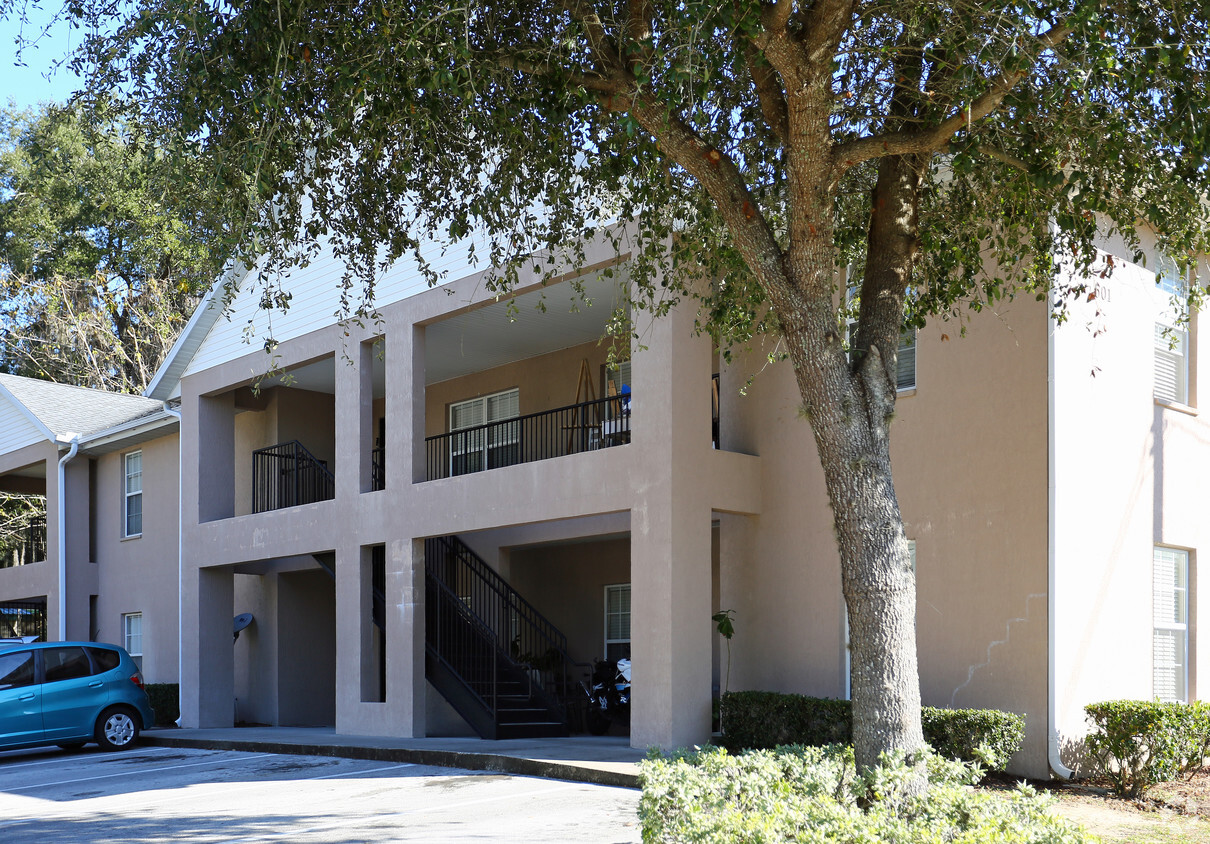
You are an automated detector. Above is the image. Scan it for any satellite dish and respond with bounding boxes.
[233,613,254,641]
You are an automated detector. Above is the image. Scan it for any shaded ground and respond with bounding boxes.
[986,770,1210,843]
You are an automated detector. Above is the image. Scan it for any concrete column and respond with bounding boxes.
[629,296,716,748]
[195,393,235,523]
[182,565,234,727]
[385,322,426,485]
[334,343,369,498]
[383,537,426,736]
[64,458,95,641]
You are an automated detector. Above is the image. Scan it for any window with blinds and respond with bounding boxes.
[1154,323,1189,405]
[897,331,917,391]
[1153,547,1189,703]
[604,583,631,661]
[448,388,520,476]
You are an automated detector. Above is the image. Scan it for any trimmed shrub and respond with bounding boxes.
[922,706,1026,772]
[145,683,180,727]
[1084,700,1210,797]
[640,745,1091,843]
[721,691,1025,771]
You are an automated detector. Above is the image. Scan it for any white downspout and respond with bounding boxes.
[55,433,80,641]
[163,402,184,727]
[1048,299,1076,780]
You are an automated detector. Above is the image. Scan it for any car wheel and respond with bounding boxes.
[57,742,86,751]
[95,706,140,751]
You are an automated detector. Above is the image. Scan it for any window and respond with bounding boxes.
[0,650,34,690]
[1154,323,1189,405]
[124,451,143,537]
[1157,252,1186,296]
[123,612,143,671]
[1154,547,1189,703]
[85,647,121,674]
[44,647,91,683]
[449,389,520,476]
[604,584,631,662]
[897,330,917,391]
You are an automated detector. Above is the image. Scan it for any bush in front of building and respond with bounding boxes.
[721,691,1024,771]
[1084,700,1210,798]
[145,683,180,727]
[639,744,1091,844]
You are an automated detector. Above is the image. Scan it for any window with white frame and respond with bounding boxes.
[123,612,143,671]
[1154,323,1189,405]
[449,389,520,476]
[604,583,631,662]
[123,451,143,537]
[1153,547,1189,703]
[1157,252,1186,296]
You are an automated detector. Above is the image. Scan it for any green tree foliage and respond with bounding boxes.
[26,0,1210,771]
[0,103,228,391]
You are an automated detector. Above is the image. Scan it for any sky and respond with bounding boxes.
[0,4,85,110]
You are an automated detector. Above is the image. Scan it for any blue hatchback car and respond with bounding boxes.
[0,640,155,752]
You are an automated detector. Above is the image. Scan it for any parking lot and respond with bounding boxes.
[0,745,641,842]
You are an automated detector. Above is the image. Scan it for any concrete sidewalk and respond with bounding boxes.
[142,727,645,789]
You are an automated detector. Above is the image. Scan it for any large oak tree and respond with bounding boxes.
[21,0,1210,770]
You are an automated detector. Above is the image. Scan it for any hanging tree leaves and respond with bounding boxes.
[16,0,1210,772]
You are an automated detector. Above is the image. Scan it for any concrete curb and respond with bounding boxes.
[141,734,641,790]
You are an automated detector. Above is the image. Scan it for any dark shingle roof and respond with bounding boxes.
[0,374,166,440]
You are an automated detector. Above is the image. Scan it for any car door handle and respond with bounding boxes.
[89,681,103,688]
[18,693,35,701]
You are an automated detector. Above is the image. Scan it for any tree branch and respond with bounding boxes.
[831,20,1074,171]
[740,39,789,142]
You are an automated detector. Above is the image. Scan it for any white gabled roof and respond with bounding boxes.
[0,374,169,449]
[145,232,484,400]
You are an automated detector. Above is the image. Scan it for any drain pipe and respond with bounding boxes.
[55,432,80,641]
[1047,300,1076,780]
[163,402,184,726]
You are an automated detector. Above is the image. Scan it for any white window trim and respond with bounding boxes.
[123,612,143,670]
[1153,546,1190,703]
[1154,323,1190,407]
[603,582,631,661]
[123,451,143,538]
[448,388,520,476]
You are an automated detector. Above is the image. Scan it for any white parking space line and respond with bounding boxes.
[2,752,276,792]
[0,746,173,771]
[223,781,581,844]
[308,762,415,780]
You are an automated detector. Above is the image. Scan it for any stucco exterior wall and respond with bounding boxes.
[92,433,181,684]
[1051,231,1210,768]
[721,295,1052,776]
[424,339,616,438]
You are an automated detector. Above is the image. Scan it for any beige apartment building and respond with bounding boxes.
[0,227,1202,778]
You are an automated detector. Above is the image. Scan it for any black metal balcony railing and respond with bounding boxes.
[252,440,335,513]
[425,394,630,481]
[0,599,46,640]
[371,446,385,492]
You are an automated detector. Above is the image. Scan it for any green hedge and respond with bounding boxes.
[1084,700,1210,797]
[145,683,180,727]
[640,745,1090,843]
[721,691,1025,771]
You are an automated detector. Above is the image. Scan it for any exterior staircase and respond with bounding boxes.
[424,536,575,739]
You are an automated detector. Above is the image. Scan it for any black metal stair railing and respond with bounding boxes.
[252,440,335,513]
[424,394,629,481]
[426,573,501,724]
[425,536,581,729]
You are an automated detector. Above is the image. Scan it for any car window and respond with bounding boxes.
[44,647,92,683]
[0,651,35,690]
[85,647,121,674]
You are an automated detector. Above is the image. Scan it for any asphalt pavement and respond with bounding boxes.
[0,744,642,842]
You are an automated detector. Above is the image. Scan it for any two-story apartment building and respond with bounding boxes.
[1,224,1203,779]
[0,375,180,683]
